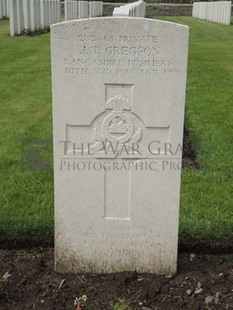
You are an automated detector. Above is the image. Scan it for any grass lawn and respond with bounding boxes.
[0,20,53,241]
[160,17,233,239]
[0,17,232,243]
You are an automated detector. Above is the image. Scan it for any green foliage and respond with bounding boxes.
[110,298,132,310]
[209,273,221,281]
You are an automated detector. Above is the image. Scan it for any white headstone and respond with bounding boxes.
[35,0,41,30]
[113,6,130,17]
[226,1,231,25]
[23,0,31,31]
[89,1,103,18]
[6,0,9,17]
[78,1,88,19]
[113,1,145,18]
[0,0,3,19]
[1,0,6,17]
[139,0,146,18]
[44,0,49,27]
[51,0,55,23]
[3,0,6,17]
[51,18,189,274]
[40,0,45,28]
[9,0,24,36]
[65,0,79,21]
[49,0,53,24]
[29,0,36,31]
[56,0,61,23]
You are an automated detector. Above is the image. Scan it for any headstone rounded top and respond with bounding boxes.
[51,16,189,31]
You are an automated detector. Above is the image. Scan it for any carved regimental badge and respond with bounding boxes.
[92,95,149,159]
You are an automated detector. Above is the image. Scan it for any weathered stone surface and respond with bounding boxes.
[51,17,189,274]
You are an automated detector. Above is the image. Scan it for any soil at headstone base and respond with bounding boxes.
[0,248,233,310]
